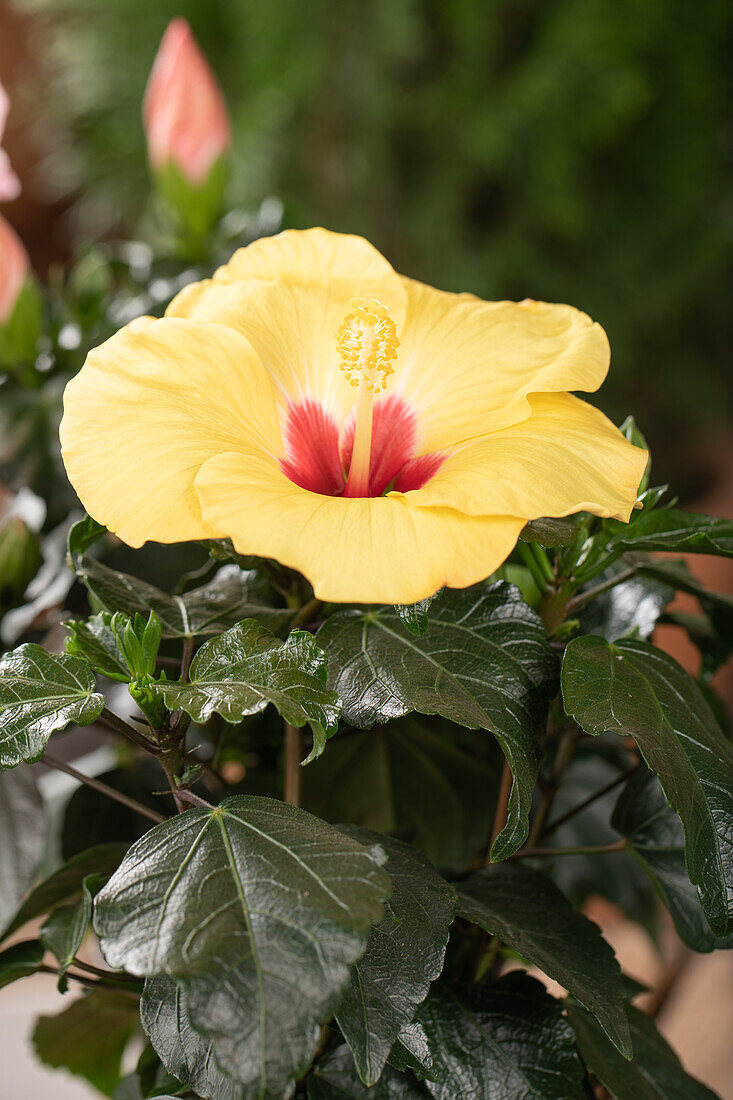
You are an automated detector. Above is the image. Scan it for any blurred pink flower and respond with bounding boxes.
[143,18,231,185]
[0,212,29,322]
[0,80,21,202]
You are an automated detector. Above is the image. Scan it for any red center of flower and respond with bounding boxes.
[280,394,444,498]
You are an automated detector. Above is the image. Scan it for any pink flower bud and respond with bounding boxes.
[143,19,231,185]
[0,79,21,203]
[0,212,29,322]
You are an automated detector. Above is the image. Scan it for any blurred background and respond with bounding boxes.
[1,0,732,495]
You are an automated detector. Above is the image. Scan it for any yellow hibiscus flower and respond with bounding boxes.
[60,228,646,604]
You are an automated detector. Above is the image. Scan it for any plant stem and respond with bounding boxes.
[100,707,162,754]
[39,753,166,824]
[509,839,627,860]
[283,724,303,807]
[526,727,576,847]
[565,565,638,615]
[490,759,513,849]
[176,789,215,810]
[180,635,195,682]
[542,765,639,839]
[68,958,142,986]
[290,597,324,632]
[517,541,549,593]
[38,964,141,998]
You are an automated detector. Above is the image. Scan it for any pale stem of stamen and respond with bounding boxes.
[344,381,374,497]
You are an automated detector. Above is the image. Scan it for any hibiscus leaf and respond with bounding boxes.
[1,841,128,941]
[519,516,579,547]
[0,644,106,769]
[65,611,130,681]
[0,939,45,989]
[415,974,585,1099]
[577,573,674,642]
[39,873,106,993]
[67,513,107,565]
[303,719,498,872]
[456,863,631,1057]
[0,766,46,932]
[387,1022,438,1080]
[637,559,733,617]
[156,621,341,754]
[562,636,733,937]
[394,592,441,636]
[141,974,245,1100]
[93,795,390,1096]
[612,768,733,952]
[335,828,456,1085]
[604,508,733,557]
[318,582,558,860]
[567,1002,718,1100]
[307,1044,429,1099]
[33,988,140,1096]
[74,557,293,638]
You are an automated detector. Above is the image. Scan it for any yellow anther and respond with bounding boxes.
[336,297,399,394]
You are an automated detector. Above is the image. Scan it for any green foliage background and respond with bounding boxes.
[18,0,733,483]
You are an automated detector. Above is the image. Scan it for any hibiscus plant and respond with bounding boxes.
[1,20,733,1100]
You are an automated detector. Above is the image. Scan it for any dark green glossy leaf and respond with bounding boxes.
[578,573,673,642]
[141,974,244,1100]
[1,841,128,940]
[567,1002,717,1100]
[33,988,140,1096]
[563,636,733,936]
[0,643,105,767]
[303,720,497,871]
[318,582,558,860]
[605,508,733,557]
[40,873,105,992]
[637,558,733,618]
[336,829,456,1084]
[520,516,579,547]
[612,768,733,952]
[0,766,46,931]
[394,592,441,637]
[416,974,585,1100]
[0,939,44,989]
[75,558,293,638]
[456,863,631,1056]
[307,1044,429,1099]
[387,1022,437,1080]
[156,621,341,758]
[65,611,130,681]
[94,795,389,1096]
[619,415,650,493]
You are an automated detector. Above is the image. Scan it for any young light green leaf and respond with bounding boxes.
[94,796,389,1096]
[0,766,46,931]
[562,636,733,937]
[141,974,244,1100]
[416,974,585,1100]
[568,1002,718,1100]
[0,939,44,989]
[303,720,497,871]
[33,989,140,1096]
[318,582,558,860]
[65,611,130,681]
[336,829,456,1085]
[74,558,293,638]
[0,644,105,768]
[456,863,631,1057]
[155,621,341,757]
[67,513,107,566]
[394,592,441,637]
[307,1044,429,1099]
[612,768,733,952]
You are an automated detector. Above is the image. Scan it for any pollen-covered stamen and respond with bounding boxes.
[336,297,400,498]
[336,297,399,394]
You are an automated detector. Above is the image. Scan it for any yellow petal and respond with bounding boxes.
[167,228,407,417]
[194,449,524,604]
[404,392,647,521]
[60,316,282,547]
[392,278,611,452]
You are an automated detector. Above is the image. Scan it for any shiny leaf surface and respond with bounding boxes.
[0,643,105,768]
[307,1044,429,1099]
[457,863,631,1056]
[318,583,557,860]
[604,508,733,557]
[0,766,46,931]
[94,796,389,1096]
[65,611,130,681]
[336,829,456,1084]
[563,636,733,936]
